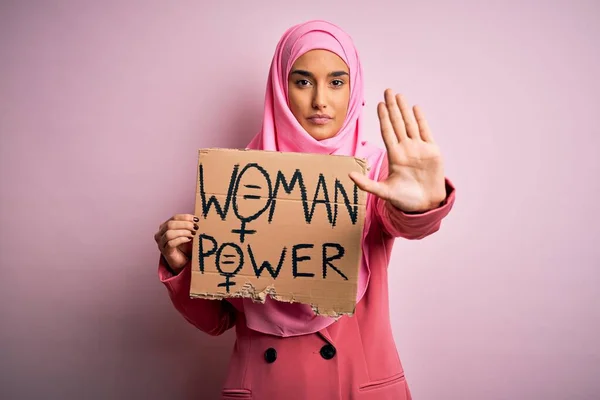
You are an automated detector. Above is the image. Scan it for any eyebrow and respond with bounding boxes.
[290,69,349,78]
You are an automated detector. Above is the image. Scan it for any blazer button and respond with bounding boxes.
[320,344,336,360]
[264,347,277,363]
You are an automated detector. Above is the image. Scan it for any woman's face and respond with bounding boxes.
[288,49,350,141]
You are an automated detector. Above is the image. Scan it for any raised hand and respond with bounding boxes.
[350,89,446,213]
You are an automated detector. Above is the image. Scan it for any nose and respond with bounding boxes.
[311,86,327,110]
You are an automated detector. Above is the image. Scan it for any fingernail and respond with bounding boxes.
[193,217,199,222]
[193,224,199,230]
[192,230,197,235]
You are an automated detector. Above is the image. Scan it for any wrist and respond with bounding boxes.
[161,254,186,276]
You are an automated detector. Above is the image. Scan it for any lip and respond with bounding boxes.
[307,114,332,125]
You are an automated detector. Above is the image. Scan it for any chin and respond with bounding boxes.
[309,133,332,141]
[305,127,339,141]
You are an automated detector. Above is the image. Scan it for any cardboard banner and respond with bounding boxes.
[190,148,367,317]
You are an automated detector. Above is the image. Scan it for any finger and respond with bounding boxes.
[172,213,199,222]
[162,236,193,251]
[159,213,198,232]
[154,220,191,246]
[396,94,419,140]
[349,171,389,200]
[384,89,408,141]
[377,102,397,152]
[413,105,434,142]
[162,229,196,246]
[159,229,195,250]
[166,220,198,232]
[157,219,198,240]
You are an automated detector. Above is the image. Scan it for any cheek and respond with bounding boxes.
[335,90,350,118]
[288,90,305,114]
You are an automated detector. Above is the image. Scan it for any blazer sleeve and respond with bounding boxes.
[374,158,457,240]
[158,255,236,336]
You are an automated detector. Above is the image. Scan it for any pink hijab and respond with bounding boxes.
[241,20,386,337]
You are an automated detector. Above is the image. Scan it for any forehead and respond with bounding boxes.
[290,49,349,71]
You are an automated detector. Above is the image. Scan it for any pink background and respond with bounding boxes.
[1,1,599,399]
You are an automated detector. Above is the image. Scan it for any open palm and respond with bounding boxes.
[350,89,446,213]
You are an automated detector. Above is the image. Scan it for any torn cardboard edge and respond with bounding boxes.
[189,288,353,318]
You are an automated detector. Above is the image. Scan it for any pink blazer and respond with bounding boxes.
[159,178,456,400]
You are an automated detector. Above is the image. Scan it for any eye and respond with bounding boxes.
[331,79,345,87]
[295,79,311,87]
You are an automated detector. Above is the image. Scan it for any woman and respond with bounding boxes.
[154,20,456,399]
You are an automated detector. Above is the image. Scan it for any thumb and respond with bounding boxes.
[349,171,388,200]
[181,239,193,257]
